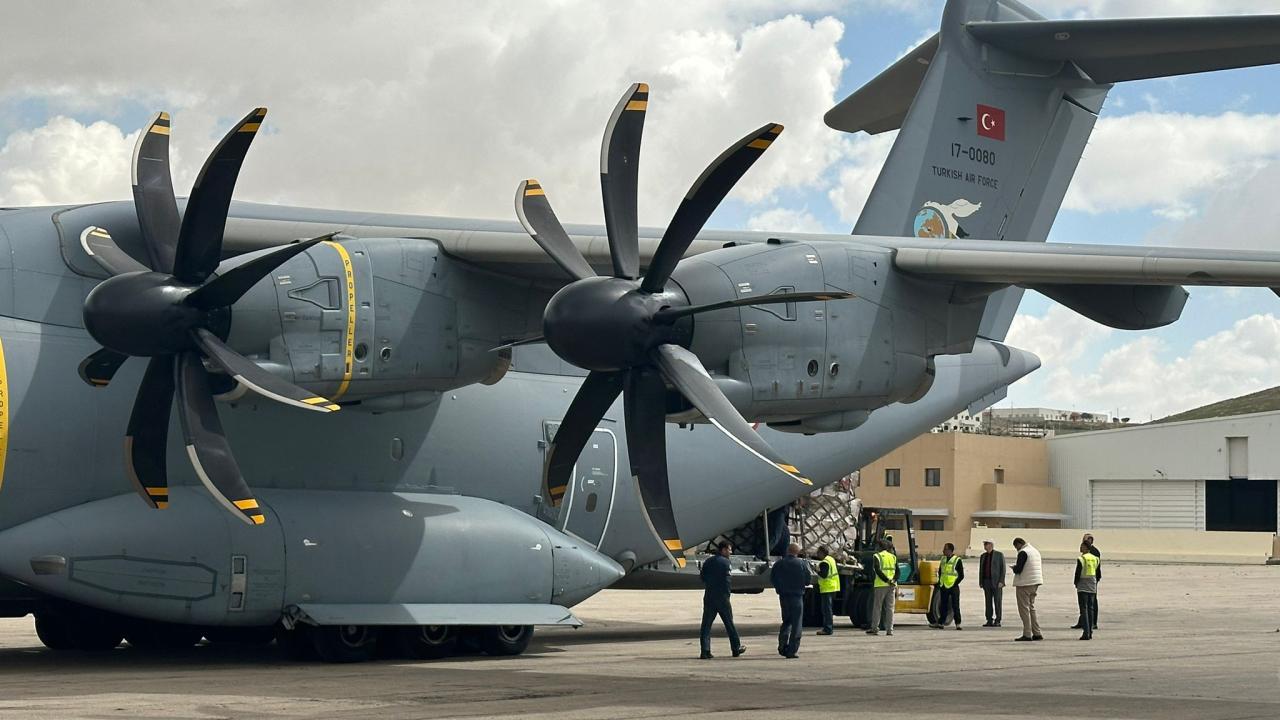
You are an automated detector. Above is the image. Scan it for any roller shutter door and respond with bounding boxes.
[1090,480,1203,529]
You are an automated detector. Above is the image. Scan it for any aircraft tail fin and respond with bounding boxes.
[826,0,1280,343]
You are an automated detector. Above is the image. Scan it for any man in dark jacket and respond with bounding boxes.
[978,539,1006,627]
[770,542,810,658]
[699,541,745,659]
[1073,533,1101,630]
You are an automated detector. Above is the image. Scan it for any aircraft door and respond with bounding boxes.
[541,421,618,548]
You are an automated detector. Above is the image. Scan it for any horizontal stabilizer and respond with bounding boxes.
[967,15,1280,84]
[824,33,938,134]
[894,240,1280,288]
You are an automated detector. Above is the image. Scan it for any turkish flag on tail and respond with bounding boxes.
[977,104,1005,141]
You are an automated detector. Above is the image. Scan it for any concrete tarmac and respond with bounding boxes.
[0,561,1276,719]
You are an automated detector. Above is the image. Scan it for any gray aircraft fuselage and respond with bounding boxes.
[0,199,1035,628]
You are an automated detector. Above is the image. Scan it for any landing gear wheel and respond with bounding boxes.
[477,625,533,656]
[204,626,277,645]
[310,624,377,663]
[395,625,458,659]
[34,612,76,650]
[125,621,204,650]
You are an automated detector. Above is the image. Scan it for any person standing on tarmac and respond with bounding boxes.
[1011,537,1044,642]
[866,540,898,637]
[770,542,810,659]
[813,546,840,636]
[1073,533,1101,631]
[1074,541,1101,641]
[698,541,746,659]
[931,542,964,630]
[978,539,1006,628]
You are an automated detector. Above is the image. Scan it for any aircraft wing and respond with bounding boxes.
[893,240,1280,288]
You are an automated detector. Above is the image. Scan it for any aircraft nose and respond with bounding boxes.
[550,538,625,607]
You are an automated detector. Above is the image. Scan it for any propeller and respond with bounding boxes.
[78,108,340,526]
[515,84,852,566]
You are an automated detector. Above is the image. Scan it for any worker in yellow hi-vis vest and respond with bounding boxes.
[813,546,840,636]
[931,542,965,630]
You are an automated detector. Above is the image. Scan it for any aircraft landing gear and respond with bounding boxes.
[475,625,534,656]
[393,625,458,659]
[309,624,378,663]
[34,608,124,651]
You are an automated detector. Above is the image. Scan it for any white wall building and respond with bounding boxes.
[992,407,1110,424]
[1048,410,1280,533]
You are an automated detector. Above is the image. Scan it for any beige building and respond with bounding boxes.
[857,433,1066,555]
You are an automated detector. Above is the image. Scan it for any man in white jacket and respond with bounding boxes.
[1010,537,1043,642]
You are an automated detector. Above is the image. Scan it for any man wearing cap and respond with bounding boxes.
[978,539,1006,628]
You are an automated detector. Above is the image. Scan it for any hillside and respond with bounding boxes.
[1151,386,1280,425]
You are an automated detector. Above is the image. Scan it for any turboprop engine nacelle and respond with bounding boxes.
[671,240,930,430]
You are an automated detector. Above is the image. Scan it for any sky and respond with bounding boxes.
[3,0,1280,422]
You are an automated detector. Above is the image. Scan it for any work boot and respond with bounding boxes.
[982,621,994,627]
[732,646,747,657]
[699,652,714,659]
[865,630,879,635]
[1079,634,1091,641]
[815,630,833,636]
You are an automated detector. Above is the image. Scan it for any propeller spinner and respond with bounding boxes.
[78,109,340,526]
[515,84,851,566]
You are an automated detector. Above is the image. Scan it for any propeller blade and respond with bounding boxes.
[175,351,264,526]
[124,355,175,509]
[599,83,647,280]
[514,180,597,281]
[654,290,853,324]
[172,107,267,284]
[623,366,685,568]
[641,123,784,293]
[131,111,179,273]
[185,233,334,311]
[544,371,624,507]
[79,226,148,276]
[655,343,812,486]
[78,347,129,388]
[192,328,339,412]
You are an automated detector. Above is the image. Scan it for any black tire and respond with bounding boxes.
[125,620,204,650]
[204,626,278,645]
[33,612,76,650]
[394,625,458,660]
[477,625,533,656]
[34,608,123,651]
[925,587,941,626]
[847,587,871,629]
[310,624,377,663]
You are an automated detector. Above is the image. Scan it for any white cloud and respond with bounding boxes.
[1006,304,1113,368]
[0,117,138,206]
[1161,161,1280,250]
[1010,311,1280,420]
[826,132,896,227]
[0,2,851,227]
[1065,112,1280,218]
[746,207,828,233]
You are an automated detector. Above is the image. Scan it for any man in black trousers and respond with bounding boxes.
[1073,533,1101,630]
[978,539,1006,627]
[699,541,746,659]
[770,542,810,659]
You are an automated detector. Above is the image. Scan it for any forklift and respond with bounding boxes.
[838,507,942,628]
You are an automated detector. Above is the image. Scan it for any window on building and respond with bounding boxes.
[925,468,941,487]
[994,468,1005,484]
[920,519,944,531]
[885,468,901,487]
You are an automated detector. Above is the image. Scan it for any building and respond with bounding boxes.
[933,410,984,434]
[1049,410,1280,534]
[989,407,1110,424]
[857,433,1066,555]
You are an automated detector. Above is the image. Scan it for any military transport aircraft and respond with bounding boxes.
[1,0,1279,662]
